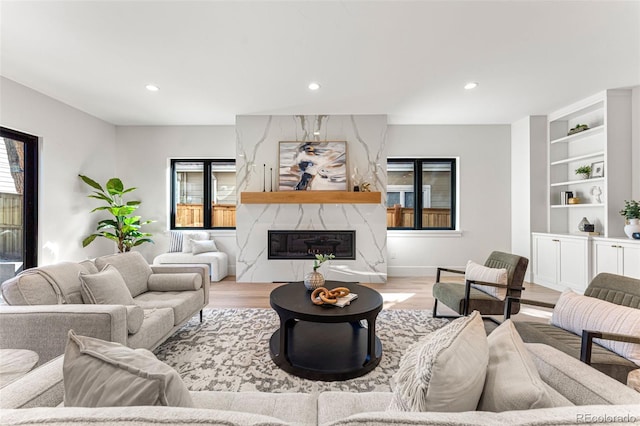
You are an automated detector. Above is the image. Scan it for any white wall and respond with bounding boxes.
[386,125,512,275]
[633,86,640,200]
[0,77,116,264]
[511,116,547,280]
[114,126,237,272]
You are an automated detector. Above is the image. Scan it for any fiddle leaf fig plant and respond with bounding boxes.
[79,175,154,252]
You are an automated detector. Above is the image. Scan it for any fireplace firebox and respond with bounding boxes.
[268,230,355,260]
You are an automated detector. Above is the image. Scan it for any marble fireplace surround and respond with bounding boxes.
[235,114,388,284]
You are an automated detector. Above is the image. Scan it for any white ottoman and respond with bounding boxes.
[153,251,228,282]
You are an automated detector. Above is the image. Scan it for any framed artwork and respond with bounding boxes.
[590,161,604,178]
[278,141,347,191]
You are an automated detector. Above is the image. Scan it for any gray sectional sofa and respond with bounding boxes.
[0,343,639,425]
[0,251,210,364]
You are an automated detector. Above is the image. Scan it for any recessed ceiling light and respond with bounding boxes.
[308,82,321,91]
[145,84,159,92]
[464,82,478,90]
[313,131,320,136]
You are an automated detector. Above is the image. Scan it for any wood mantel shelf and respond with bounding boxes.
[241,191,381,204]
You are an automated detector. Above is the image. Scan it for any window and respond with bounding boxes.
[170,159,236,229]
[0,127,38,276]
[386,159,456,230]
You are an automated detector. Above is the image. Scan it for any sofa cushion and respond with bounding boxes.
[551,289,640,366]
[153,251,227,282]
[134,290,204,326]
[147,273,202,292]
[466,260,508,300]
[318,392,393,425]
[94,252,152,298]
[126,308,175,350]
[191,239,218,254]
[181,231,210,253]
[478,320,562,411]
[79,264,143,334]
[388,311,488,412]
[190,391,317,425]
[63,330,193,408]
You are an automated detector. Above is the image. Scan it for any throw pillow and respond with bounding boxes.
[63,330,194,408]
[181,231,210,253]
[191,239,218,254]
[94,251,153,298]
[168,230,183,253]
[79,264,143,334]
[387,311,489,412]
[465,260,508,300]
[477,320,560,411]
[551,289,640,366]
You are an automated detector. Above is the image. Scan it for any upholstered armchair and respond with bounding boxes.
[432,251,529,321]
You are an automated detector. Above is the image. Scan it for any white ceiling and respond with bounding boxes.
[1,1,639,126]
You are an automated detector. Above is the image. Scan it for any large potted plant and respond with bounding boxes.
[79,175,154,252]
[619,199,640,239]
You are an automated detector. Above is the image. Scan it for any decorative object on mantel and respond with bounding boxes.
[590,186,602,203]
[568,197,580,204]
[278,141,347,191]
[568,123,589,135]
[620,200,640,239]
[590,161,604,178]
[574,165,591,180]
[578,217,591,232]
[303,253,335,290]
[351,167,363,192]
[632,232,640,240]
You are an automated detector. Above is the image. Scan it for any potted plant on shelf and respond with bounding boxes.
[304,253,335,290]
[619,200,640,239]
[575,165,592,180]
[79,175,154,252]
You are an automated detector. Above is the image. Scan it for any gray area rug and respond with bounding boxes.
[154,308,449,393]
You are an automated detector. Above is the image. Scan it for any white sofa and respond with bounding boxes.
[1,343,639,425]
[153,230,228,282]
[154,251,228,282]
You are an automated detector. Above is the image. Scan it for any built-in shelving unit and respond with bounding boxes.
[241,191,381,204]
[547,89,632,237]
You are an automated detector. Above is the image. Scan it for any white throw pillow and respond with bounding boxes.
[63,330,194,408]
[478,320,561,412]
[181,231,210,253]
[551,289,640,366]
[388,311,489,412]
[191,239,218,254]
[465,260,508,300]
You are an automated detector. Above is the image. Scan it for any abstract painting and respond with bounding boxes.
[278,141,347,191]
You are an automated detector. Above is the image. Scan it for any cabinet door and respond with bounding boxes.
[534,236,558,286]
[593,241,621,276]
[558,238,588,291]
[621,244,640,279]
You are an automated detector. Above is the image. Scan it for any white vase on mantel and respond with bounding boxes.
[624,218,640,239]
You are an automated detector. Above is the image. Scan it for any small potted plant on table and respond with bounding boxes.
[620,200,640,239]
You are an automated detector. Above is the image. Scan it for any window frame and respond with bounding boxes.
[386,158,456,231]
[170,159,236,230]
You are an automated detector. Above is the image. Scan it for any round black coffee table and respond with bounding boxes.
[269,281,383,381]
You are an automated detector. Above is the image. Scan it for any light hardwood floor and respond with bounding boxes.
[207,276,560,324]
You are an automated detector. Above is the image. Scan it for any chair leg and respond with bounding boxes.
[200,310,203,323]
[433,299,439,318]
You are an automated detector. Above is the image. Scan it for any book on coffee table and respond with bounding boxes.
[335,293,358,308]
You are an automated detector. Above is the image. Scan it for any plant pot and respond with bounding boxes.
[303,271,325,290]
[624,218,640,239]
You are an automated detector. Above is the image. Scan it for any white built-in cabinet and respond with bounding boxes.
[532,89,634,292]
[532,233,590,292]
[592,238,640,279]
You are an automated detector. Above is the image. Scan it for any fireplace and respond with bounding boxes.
[268,230,356,260]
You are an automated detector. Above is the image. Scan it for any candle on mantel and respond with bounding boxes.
[270,168,273,192]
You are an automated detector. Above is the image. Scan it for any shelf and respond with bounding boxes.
[550,151,605,166]
[241,191,382,204]
[550,124,604,144]
[550,177,605,187]
[551,203,604,209]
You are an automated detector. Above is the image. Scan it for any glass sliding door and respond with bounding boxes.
[0,127,38,282]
